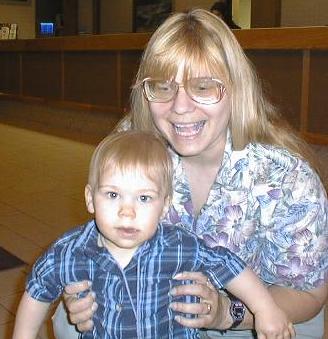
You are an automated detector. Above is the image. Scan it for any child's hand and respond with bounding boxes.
[254,307,295,339]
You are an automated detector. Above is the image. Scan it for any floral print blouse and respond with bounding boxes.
[162,133,328,290]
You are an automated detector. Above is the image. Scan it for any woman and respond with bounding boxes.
[54,9,328,338]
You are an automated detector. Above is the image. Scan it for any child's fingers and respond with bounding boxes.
[288,322,296,338]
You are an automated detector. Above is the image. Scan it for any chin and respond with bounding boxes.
[173,144,204,157]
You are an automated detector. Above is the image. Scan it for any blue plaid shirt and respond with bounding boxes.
[27,220,245,338]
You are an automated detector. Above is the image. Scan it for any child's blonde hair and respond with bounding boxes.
[88,131,173,198]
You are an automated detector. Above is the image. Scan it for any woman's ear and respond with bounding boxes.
[85,184,95,214]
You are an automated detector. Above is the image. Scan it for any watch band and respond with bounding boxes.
[229,295,246,329]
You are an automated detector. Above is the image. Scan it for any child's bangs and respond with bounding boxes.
[99,156,166,194]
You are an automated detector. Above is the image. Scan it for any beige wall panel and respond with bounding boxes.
[78,0,93,34]
[100,0,133,33]
[0,0,35,39]
[173,0,213,12]
[281,0,328,27]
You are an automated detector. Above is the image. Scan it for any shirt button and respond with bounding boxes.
[116,304,123,312]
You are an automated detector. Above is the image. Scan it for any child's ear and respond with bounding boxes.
[161,196,171,219]
[85,184,95,214]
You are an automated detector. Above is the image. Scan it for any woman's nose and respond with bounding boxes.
[172,87,195,115]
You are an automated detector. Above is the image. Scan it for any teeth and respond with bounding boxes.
[174,121,205,137]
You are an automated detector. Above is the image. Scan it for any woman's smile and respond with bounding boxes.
[172,121,206,138]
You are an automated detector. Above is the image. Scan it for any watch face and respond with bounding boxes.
[231,301,245,321]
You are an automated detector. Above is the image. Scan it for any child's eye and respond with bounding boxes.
[107,191,118,199]
[139,195,152,203]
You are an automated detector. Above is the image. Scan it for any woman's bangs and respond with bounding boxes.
[144,49,181,80]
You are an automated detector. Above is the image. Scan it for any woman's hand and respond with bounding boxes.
[63,281,98,332]
[169,271,232,330]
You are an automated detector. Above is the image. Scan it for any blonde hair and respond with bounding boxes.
[88,131,173,198]
[126,8,321,178]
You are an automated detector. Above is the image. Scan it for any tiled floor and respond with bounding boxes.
[0,122,327,338]
[0,123,94,338]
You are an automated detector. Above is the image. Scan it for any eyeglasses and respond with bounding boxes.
[141,77,225,105]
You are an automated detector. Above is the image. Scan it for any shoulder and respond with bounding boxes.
[248,143,321,184]
[248,143,300,169]
[51,220,96,251]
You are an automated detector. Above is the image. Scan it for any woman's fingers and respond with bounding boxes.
[67,293,98,331]
[76,319,95,332]
[65,291,97,318]
[173,302,215,329]
[174,271,212,286]
[63,281,98,330]
[64,280,91,295]
[169,272,228,329]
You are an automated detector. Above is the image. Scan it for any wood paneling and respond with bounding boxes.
[247,50,303,129]
[22,52,62,99]
[120,51,143,109]
[0,52,20,95]
[308,51,328,135]
[251,0,281,28]
[0,27,327,143]
[64,51,118,106]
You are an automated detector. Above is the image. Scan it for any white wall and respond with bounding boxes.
[0,0,35,39]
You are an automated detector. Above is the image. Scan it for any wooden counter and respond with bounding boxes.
[0,27,327,143]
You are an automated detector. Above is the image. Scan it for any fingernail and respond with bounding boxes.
[91,291,96,299]
[87,281,92,287]
[174,315,181,322]
[91,302,98,312]
[173,273,182,279]
[170,288,176,296]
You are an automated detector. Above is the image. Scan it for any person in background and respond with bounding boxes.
[210,0,241,29]
[13,131,295,339]
[55,8,327,339]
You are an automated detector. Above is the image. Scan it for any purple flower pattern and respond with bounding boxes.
[163,134,328,290]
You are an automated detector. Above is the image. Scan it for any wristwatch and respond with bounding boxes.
[229,296,246,329]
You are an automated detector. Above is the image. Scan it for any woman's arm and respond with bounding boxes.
[268,283,328,324]
[168,271,328,330]
[13,291,51,339]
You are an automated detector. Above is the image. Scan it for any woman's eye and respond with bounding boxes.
[156,82,172,92]
[139,195,152,203]
[196,82,210,91]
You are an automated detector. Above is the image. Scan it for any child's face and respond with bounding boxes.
[85,168,169,260]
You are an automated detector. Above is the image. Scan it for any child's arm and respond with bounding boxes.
[226,268,295,338]
[13,291,51,339]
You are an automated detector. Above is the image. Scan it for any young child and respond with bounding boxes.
[13,131,295,339]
